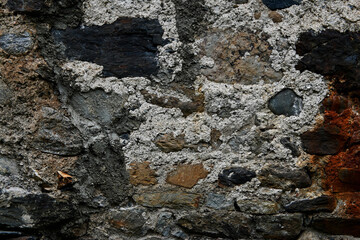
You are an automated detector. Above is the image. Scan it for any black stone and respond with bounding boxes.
[53,17,165,78]
[259,165,311,190]
[311,217,360,237]
[219,167,256,187]
[280,137,301,157]
[296,30,360,93]
[0,32,33,55]
[268,89,302,116]
[6,0,44,12]
[284,196,336,213]
[262,0,302,10]
[0,231,22,238]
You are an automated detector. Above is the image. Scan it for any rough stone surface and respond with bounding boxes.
[109,208,147,236]
[205,193,233,210]
[284,196,336,213]
[129,162,157,186]
[280,137,301,157]
[338,168,360,185]
[236,199,280,215]
[133,191,201,209]
[268,11,283,23]
[268,89,302,116]
[218,167,256,187]
[166,164,208,188]
[6,0,44,12]
[311,217,360,237]
[259,165,311,190]
[154,133,185,153]
[53,18,165,78]
[0,31,33,55]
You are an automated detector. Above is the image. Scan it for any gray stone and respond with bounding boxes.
[177,211,251,239]
[255,214,303,239]
[155,212,173,237]
[0,31,33,55]
[0,79,12,105]
[236,199,280,215]
[109,208,147,236]
[258,165,311,190]
[284,196,336,213]
[268,89,303,116]
[70,89,127,126]
[205,193,233,210]
[0,156,19,176]
[32,108,83,156]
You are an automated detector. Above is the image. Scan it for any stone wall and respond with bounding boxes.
[0,0,360,239]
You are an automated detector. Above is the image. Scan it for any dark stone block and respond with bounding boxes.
[218,167,256,187]
[255,214,303,239]
[284,196,336,213]
[268,89,302,116]
[177,211,251,239]
[311,217,360,237]
[0,32,33,55]
[53,18,165,78]
[280,137,301,157]
[6,0,44,12]
[259,165,311,190]
[0,207,25,228]
[300,126,348,155]
[262,0,302,10]
[296,30,360,94]
[339,168,360,185]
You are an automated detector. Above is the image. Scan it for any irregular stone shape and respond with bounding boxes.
[301,126,348,155]
[268,89,302,117]
[0,194,76,229]
[129,162,157,186]
[6,0,44,12]
[201,30,283,84]
[268,11,283,23]
[258,165,311,190]
[155,212,173,237]
[154,133,185,153]
[0,156,19,176]
[166,164,208,188]
[311,217,360,237]
[205,193,233,210]
[218,167,256,187]
[210,129,222,149]
[280,137,301,157]
[109,208,146,236]
[284,196,336,213]
[296,30,360,93]
[141,89,204,117]
[177,211,251,239]
[236,199,280,215]
[255,214,303,239]
[0,79,12,105]
[32,108,83,156]
[70,89,127,126]
[53,18,164,78]
[339,168,360,185]
[0,31,33,55]
[133,191,201,209]
[262,0,302,10]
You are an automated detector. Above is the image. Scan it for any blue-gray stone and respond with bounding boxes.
[262,0,302,10]
[205,193,233,210]
[0,31,33,55]
[268,89,302,116]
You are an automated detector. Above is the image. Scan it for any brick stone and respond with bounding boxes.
[284,196,336,213]
[154,133,185,153]
[166,164,208,188]
[129,162,157,186]
[259,165,311,190]
[133,191,201,209]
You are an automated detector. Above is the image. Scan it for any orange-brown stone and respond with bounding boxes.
[166,164,209,188]
[268,11,283,23]
[129,162,157,186]
[154,133,185,153]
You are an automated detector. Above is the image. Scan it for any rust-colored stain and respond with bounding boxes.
[57,170,73,189]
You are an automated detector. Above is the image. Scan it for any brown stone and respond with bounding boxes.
[210,129,222,149]
[166,164,209,188]
[311,217,360,237]
[268,11,283,23]
[301,126,348,155]
[339,168,360,185]
[254,11,261,19]
[133,191,201,209]
[129,162,157,186]
[154,133,185,153]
